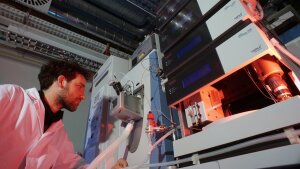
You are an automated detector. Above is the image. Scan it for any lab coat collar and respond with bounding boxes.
[26,88,45,134]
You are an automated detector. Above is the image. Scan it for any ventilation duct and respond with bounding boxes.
[50,0,154,40]
[13,0,52,13]
[2,0,135,54]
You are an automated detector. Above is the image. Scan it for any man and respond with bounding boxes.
[0,60,89,168]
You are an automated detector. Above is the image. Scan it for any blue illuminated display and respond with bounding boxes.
[48,10,64,19]
[176,36,202,59]
[182,64,212,88]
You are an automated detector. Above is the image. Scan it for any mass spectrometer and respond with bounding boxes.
[85,33,176,169]
[112,49,175,168]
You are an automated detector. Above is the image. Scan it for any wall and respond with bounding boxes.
[0,50,91,154]
[0,53,41,89]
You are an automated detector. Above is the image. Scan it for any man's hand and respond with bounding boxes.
[111,158,128,169]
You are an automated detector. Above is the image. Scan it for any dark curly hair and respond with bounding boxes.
[38,60,90,90]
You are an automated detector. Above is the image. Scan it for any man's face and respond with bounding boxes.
[58,73,86,112]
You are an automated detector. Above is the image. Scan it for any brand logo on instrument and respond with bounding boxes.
[238,28,252,38]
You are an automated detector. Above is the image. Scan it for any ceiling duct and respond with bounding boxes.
[85,0,154,28]
[0,28,102,72]
[0,2,130,59]
[48,7,139,51]
[13,0,52,13]
[2,0,135,54]
[5,0,166,56]
[0,3,112,72]
[50,0,155,44]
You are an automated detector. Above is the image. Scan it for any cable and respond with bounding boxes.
[124,80,135,95]
[270,38,300,66]
[241,0,264,21]
[116,72,130,83]
[244,67,277,102]
[124,129,175,169]
[151,109,175,126]
[143,92,151,109]
[138,67,149,87]
[140,58,158,73]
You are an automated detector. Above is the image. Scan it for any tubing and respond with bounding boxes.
[87,121,135,169]
[241,0,264,21]
[125,129,175,169]
[271,38,300,66]
[127,129,300,168]
[141,157,192,168]
[125,155,150,169]
[149,129,174,154]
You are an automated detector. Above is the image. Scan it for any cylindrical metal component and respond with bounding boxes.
[252,56,292,101]
[266,74,292,101]
[252,55,284,81]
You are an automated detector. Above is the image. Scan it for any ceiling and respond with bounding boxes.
[1,0,299,72]
[0,0,168,71]
[2,0,168,52]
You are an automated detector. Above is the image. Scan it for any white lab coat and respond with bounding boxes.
[0,84,87,169]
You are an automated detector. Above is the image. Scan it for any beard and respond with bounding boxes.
[58,86,79,112]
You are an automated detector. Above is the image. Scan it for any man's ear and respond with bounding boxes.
[57,75,67,88]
